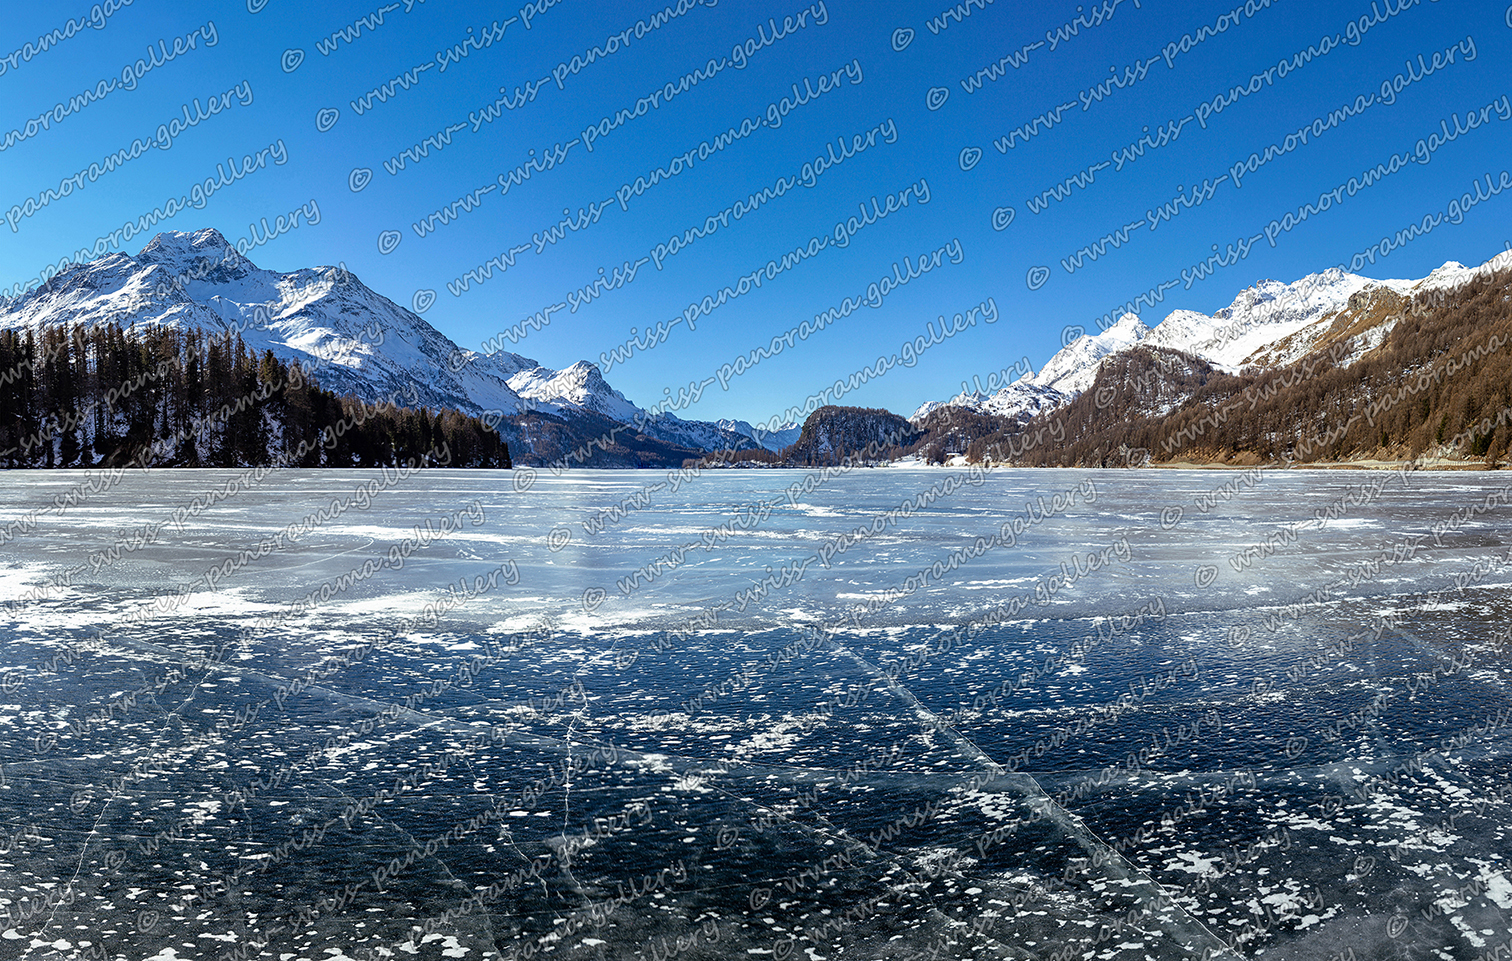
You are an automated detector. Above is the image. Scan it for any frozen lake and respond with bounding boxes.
[1,465,1510,960]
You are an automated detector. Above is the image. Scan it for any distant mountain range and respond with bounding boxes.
[910,251,1512,434]
[905,249,1512,468]
[0,229,787,467]
[716,418,803,453]
[5,230,1508,469]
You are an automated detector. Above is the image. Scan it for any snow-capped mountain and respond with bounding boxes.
[1031,312,1150,395]
[0,229,755,458]
[913,251,1512,423]
[909,381,1066,425]
[1140,267,1414,369]
[1410,249,1512,293]
[907,314,1137,423]
[2,229,535,418]
[504,363,757,452]
[716,418,803,452]
[507,361,641,423]
[1150,251,1512,372]
[641,413,762,452]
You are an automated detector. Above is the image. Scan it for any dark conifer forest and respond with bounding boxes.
[0,324,510,469]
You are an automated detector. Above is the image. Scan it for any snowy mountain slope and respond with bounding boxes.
[1,229,536,419]
[504,364,756,452]
[508,361,641,423]
[1140,268,1404,369]
[1409,248,1512,294]
[1,229,755,457]
[909,381,1066,425]
[1234,251,1512,370]
[1030,312,1150,395]
[907,314,1132,423]
[638,413,761,452]
[913,252,1511,424]
[716,418,803,452]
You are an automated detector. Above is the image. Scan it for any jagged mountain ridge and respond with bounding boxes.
[970,262,1512,467]
[716,418,803,453]
[910,382,1066,427]
[5,230,534,420]
[913,252,1512,426]
[0,229,757,462]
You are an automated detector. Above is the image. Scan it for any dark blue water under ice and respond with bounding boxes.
[1,466,1509,960]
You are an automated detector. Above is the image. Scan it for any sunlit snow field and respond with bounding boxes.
[1,467,1510,961]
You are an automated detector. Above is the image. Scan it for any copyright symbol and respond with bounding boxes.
[1194,564,1218,588]
[1284,736,1308,759]
[716,824,739,849]
[925,86,950,111]
[891,27,914,51]
[1094,384,1117,409]
[749,886,771,910]
[137,909,160,933]
[33,731,56,754]
[1387,913,1408,938]
[991,206,1016,231]
[513,467,537,494]
[1228,625,1251,649]
[104,849,127,872]
[1159,505,1183,530]
[1059,323,1083,347]
[774,937,794,960]
[1353,854,1376,877]
[582,587,605,614]
[69,789,94,814]
[1,670,22,693]
[547,527,572,552]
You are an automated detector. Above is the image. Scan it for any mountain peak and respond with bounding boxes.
[561,359,606,379]
[717,418,802,452]
[140,227,233,257]
[550,360,616,395]
[1026,313,1150,396]
[1419,261,1470,287]
[507,360,639,423]
[137,229,251,278]
[1104,312,1149,342]
[1408,253,1512,294]
[0,234,770,464]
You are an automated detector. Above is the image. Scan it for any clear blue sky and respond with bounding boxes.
[2,0,1509,424]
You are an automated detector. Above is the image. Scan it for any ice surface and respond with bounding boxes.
[0,467,1509,960]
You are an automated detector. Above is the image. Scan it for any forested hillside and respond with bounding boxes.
[782,406,923,466]
[991,270,1512,467]
[0,324,510,469]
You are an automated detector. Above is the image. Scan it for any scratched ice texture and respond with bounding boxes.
[1,467,1510,961]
